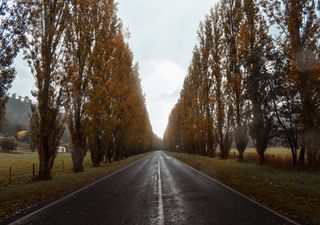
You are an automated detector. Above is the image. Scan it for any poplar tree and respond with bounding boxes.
[270,39,301,166]
[220,0,249,160]
[267,0,320,167]
[86,0,121,166]
[164,103,181,152]
[26,0,69,179]
[64,0,95,172]
[197,19,214,156]
[242,0,274,165]
[210,5,233,159]
[181,48,204,154]
[109,36,135,161]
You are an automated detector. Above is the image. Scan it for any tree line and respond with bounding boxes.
[163,0,320,168]
[0,0,156,180]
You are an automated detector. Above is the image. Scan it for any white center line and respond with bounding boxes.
[158,155,164,225]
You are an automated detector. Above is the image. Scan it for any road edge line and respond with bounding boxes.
[9,152,154,225]
[164,152,300,225]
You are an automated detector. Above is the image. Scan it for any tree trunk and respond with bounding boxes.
[108,149,113,163]
[298,143,305,167]
[71,146,86,172]
[308,152,318,168]
[235,125,248,162]
[90,135,104,167]
[38,149,53,180]
[238,150,244,162]
[258,151,265,165]
[290,145,297,167]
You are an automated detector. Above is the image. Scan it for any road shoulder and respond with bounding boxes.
[166,151,319,225]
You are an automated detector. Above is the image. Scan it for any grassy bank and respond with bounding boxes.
[167,152,320,225]
[0,152,151,220]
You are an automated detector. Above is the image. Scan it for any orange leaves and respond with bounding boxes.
[76,0,153,162]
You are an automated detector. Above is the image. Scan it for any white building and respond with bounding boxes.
[58,146,67,153]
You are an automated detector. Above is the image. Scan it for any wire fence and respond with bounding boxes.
[0,153,92,186]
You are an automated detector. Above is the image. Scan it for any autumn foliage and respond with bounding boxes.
[20,0,154,179]
[163,0,320,167]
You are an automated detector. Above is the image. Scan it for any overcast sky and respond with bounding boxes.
[10,0,216,137]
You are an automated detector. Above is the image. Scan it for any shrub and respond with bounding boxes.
[0,137,18,153]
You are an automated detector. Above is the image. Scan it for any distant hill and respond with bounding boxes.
[5,95,32,125]
[0,95,32,137]
[0,94,70,144]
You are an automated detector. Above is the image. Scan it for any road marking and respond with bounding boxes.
[154,174,158,195]
[163,152,300,225]
[9,153,154,225]
[157,155,164,225]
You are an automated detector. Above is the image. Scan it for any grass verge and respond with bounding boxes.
[167,152,320,225]
[0,152,151,221]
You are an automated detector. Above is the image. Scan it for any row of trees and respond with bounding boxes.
[163,0,320,167]
[0,0,155,179]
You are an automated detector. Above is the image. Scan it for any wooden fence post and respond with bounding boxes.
[32,164,35,177]
[9,166,12,184]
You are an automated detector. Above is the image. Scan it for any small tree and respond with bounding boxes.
[0,137,17,153]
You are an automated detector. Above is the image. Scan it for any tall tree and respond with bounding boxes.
[220,0,249,161]
[163,103,182,152]
[115,64,153,158]
[270,39,301,166]
[210,5,233,159]
[180,47,204,155]
[26,0,69,179]
[85,0,121,166]
[267,0,320,167]
[0,0,27,127]
[64,0,94,172]
[197,19,215,156]
[242,0,274,165]
[109,36,136,161]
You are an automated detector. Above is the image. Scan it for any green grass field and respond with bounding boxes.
[167,152,320,225]
[0,153,93,185]
[0,152,150,219]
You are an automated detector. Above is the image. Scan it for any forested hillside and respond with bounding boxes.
[0,95,31,137]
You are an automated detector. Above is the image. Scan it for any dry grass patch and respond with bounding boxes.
[168,152,320,225]
[228,147,303,169]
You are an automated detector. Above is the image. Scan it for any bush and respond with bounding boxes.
[0,137,18,153]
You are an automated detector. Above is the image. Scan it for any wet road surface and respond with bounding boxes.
[10,151,297,225]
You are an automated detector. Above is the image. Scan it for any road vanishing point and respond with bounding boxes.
[9,151,298,225]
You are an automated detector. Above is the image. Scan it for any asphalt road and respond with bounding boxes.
[10,151,297,225]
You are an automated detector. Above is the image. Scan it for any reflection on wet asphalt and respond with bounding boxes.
[8,151,297,225]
